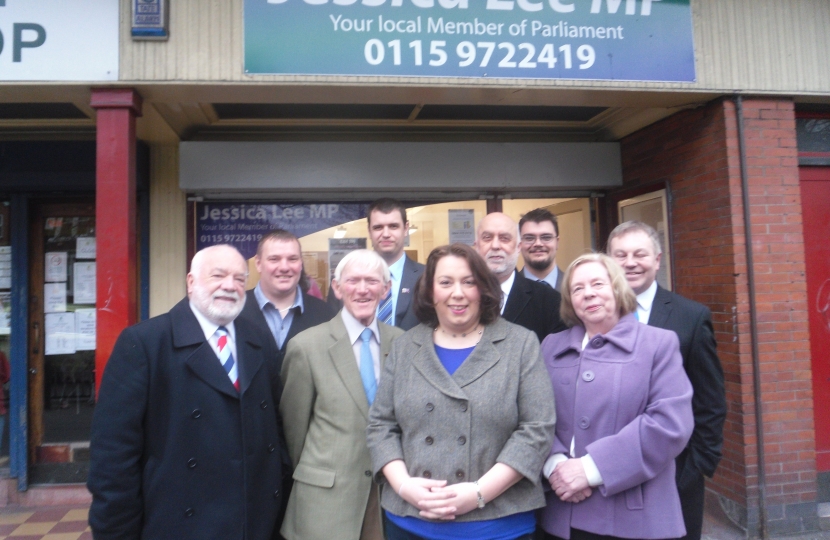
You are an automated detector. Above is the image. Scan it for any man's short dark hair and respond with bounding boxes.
[367,198,407,225]
[256,229,300,257]
[413,243,502,328]
[518,208,559,237]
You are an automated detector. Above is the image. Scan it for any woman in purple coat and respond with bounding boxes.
[539,253,693,540]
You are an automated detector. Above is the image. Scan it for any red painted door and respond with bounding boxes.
[802,166,830,471]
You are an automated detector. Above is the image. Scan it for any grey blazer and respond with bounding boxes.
[279,313,404,540]
[367,318,556,521]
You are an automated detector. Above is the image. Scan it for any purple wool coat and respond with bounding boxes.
[539,313,693,540]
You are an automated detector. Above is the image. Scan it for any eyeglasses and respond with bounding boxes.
[521,234,557,245]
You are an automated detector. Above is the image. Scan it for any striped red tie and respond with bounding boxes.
[216,326,239,391]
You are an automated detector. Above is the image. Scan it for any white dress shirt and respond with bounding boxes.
[499,270,516,315]
[635,280,659,324]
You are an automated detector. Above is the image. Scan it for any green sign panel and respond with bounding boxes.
[245,0,695,82]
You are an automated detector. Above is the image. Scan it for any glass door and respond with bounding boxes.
[29,201,96,483]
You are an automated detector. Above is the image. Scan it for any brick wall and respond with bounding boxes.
[618,97,816,535]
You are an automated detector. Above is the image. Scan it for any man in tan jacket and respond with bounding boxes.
[279,249,404,540]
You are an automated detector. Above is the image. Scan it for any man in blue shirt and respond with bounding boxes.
[241,229,334,373]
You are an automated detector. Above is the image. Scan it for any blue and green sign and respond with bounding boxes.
[245,0,694,82]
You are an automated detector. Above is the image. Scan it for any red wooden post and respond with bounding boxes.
[90,88,143,395]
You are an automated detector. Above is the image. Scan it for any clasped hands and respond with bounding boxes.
[397,477,479,520]
[548,458,592,503]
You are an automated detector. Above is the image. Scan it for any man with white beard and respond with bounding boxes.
[474,212,566,343]
[89,244,287,540]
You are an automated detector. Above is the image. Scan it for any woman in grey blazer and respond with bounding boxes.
[367,243,556,540]
[539,254,693,540]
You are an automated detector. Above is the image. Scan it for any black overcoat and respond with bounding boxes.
[88,298,285,540]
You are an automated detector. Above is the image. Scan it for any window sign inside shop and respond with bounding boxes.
[245,0,694,82]
[196,202,369,258]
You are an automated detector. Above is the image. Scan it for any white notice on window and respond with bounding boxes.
[45,312,76,355]
[75,309,96,351]
[73,262,96,304]
[449,209,476,245]
[45,252,68,282]
[76,237,96,259]
[44,282,67,313]
[0,246,10,289]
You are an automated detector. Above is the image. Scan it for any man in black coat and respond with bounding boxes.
[608,221,726,540]
[240,229,335,374]
[88,244,286,540]
[475,212,567,343]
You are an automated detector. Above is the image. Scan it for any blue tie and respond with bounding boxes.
[359,328,377,405]
[377,289,393,326]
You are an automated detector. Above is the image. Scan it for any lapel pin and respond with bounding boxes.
[401,288,410,294]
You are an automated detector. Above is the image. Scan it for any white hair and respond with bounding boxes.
[333,249,390,284]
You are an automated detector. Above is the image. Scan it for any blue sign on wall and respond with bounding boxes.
[245,0,695,82]
[196,202,369,259]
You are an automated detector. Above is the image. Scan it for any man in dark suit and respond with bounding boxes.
[519,208,564,291]
[328,198,424,330]
[88,244,286,540]
[608,221,726,540]
[475,212,566,343]
[240,229,334,374]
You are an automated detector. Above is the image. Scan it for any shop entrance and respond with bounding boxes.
[28,200,96,484]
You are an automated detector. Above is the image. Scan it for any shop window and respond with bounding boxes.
[617,189,672,291]
[193,198,595,299]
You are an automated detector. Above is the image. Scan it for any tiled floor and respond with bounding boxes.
[0,506,91,540]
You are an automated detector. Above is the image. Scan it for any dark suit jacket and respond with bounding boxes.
[88,299,285,540]
[327,255,425,331]
[503,270,568,343]
[240,288,335,374]
[647,286,726,484]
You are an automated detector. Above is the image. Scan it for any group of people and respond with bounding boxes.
[87,198,725,540]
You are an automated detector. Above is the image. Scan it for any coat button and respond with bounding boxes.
[260,400,268,409]
[455,470,465,479]
[582,370,595,382]
[364,470,372,477]
[184,508,194,517]
[425,436,434,445]
[187,458,197,469]
[578,416,590,429]
[457,436,466,445]
[460,404,468,412]
[273,490,280,499]
[426,403,434,412]
[268,444,276,453]
[423,470,432,479]
[191,409,202,419]
[590,337,604,348]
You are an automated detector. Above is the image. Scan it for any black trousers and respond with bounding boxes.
[539,530,622,540]
[677,469,706,540]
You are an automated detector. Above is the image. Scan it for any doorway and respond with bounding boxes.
[28,200,96,484]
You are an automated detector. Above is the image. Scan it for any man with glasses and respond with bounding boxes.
[519,208,563,291]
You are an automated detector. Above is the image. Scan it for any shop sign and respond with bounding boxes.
[244,0,694,82]
[196,202,369,259]
[0,0,118,81]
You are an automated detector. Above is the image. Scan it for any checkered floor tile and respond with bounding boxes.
[0,506,90,540]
